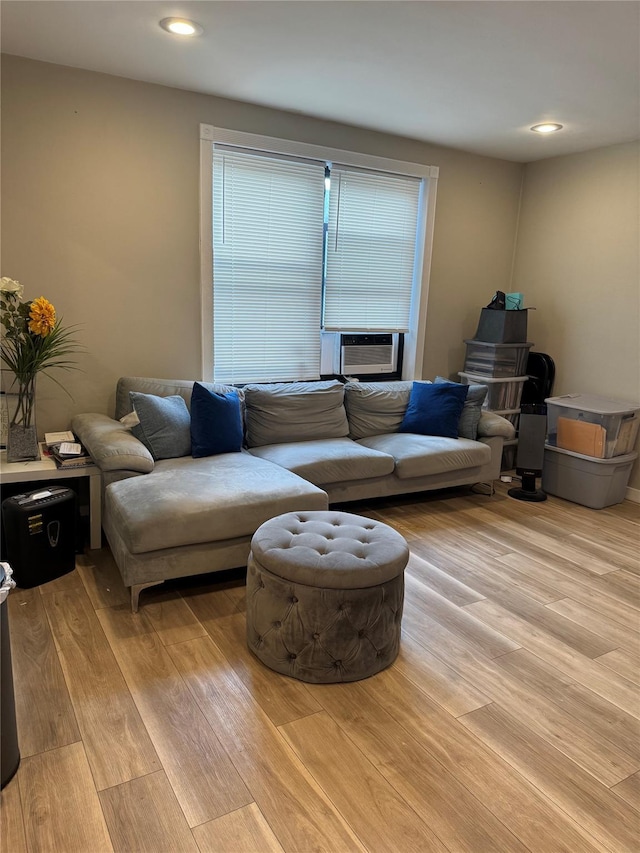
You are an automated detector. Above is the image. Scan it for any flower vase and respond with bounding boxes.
[4,373,39,462]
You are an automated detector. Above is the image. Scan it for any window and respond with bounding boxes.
[324,165,422,332]
[200,125,438,384]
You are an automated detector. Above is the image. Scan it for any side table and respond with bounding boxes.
[0,451,102,550]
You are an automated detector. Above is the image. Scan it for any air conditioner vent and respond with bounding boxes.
[343,345,393,368]
[330,332,398,375]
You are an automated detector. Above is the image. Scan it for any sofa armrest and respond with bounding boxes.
[71,413,154,474]
[476,410,516,440]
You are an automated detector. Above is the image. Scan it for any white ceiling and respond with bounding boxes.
[2,1,639,162]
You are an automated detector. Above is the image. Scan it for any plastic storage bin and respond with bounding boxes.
[458,372,528,410]
[542,445,638,509]
[463,340,533,378]
[546,394,640,459]
[473,308,529,343]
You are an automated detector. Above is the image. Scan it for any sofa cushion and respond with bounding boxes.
[244,380,349,448]
[344,380,413,439]
[115,377,243,420]
[190,382,243,458]
[72,413,155,474]
[105,452,328,554]
[357,433,491,479]
[435,376,488,440]
[129,392,192,460]
[248,438,395,485]
[399,382,469,439]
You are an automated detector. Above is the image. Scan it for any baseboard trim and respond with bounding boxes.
[625,485,640,503]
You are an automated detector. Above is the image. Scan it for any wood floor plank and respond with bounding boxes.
[304,688,533,853]
[97,604,252,828]
[0,776,27,853]
[527,502,640,559]
[457,508,618,577]
[499,512,639,574]
[280,711,454,853]
[595,570,640,609]
[413,537,563,605]
[545,597,640,651]
[42,587,161,790]
[611,771,640,812]
[141,591,208,646]
[356,665,605,853]
[567,531,640,573]
[404,573,520,658]
[7,588,80,756]
[497,552,640,632]
[99,770,199,853]
[405,551,485,606]
[192,804,285,853]
[497,648,640,764]
[402,594,639,785]
[464,597,640,718]
[460,702,640,853]
[187,605,322,726]
[601,500,640,524]
[595,647,640,685]
[19,742,113,853]
[168,635,367,852]
[395,627,491,717]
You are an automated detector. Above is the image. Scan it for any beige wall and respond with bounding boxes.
[513,142,640,490]
[1,55,522,428]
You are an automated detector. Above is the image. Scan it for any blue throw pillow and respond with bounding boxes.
[435,376,488,440]
[190,382,243,458]
[399,381,469,438]
[129,392,191,460]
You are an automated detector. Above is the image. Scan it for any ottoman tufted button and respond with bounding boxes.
[273,621,281,629]
[290,595,298,604]
[313,633,320,640]
[289,653,297,660]
[358,629,366,638]
[334,660,342,667]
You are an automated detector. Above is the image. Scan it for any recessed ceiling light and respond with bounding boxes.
[159,18,203,37]
[530,123,563,134]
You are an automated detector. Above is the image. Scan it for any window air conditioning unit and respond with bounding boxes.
[322,332,399,376]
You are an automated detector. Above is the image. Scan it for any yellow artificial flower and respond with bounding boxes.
[28,296,56,336]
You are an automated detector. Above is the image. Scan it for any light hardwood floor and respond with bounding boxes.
[1,483,639,852]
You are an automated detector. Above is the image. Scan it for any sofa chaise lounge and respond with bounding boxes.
[72,376,515,609]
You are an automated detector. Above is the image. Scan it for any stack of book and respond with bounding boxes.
[43,431,93,469]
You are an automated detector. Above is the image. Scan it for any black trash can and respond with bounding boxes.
[0,561,20,788]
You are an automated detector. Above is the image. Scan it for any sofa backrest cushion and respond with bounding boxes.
[129,392,192,460]
[190,382,244,458]
[115,377,244,420]
[344,381,413,439]
[244,381,349,448]
[434,376,488,440]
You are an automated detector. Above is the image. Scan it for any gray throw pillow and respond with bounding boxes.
[434,376,488,440]
[129,392,192,460]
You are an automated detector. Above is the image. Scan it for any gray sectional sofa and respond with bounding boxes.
[72,376,515,609]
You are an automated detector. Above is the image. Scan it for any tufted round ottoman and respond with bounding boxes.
[246,510,409,683]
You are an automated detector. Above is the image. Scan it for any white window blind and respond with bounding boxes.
[324,166,421,332]
[212,148,326,383]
